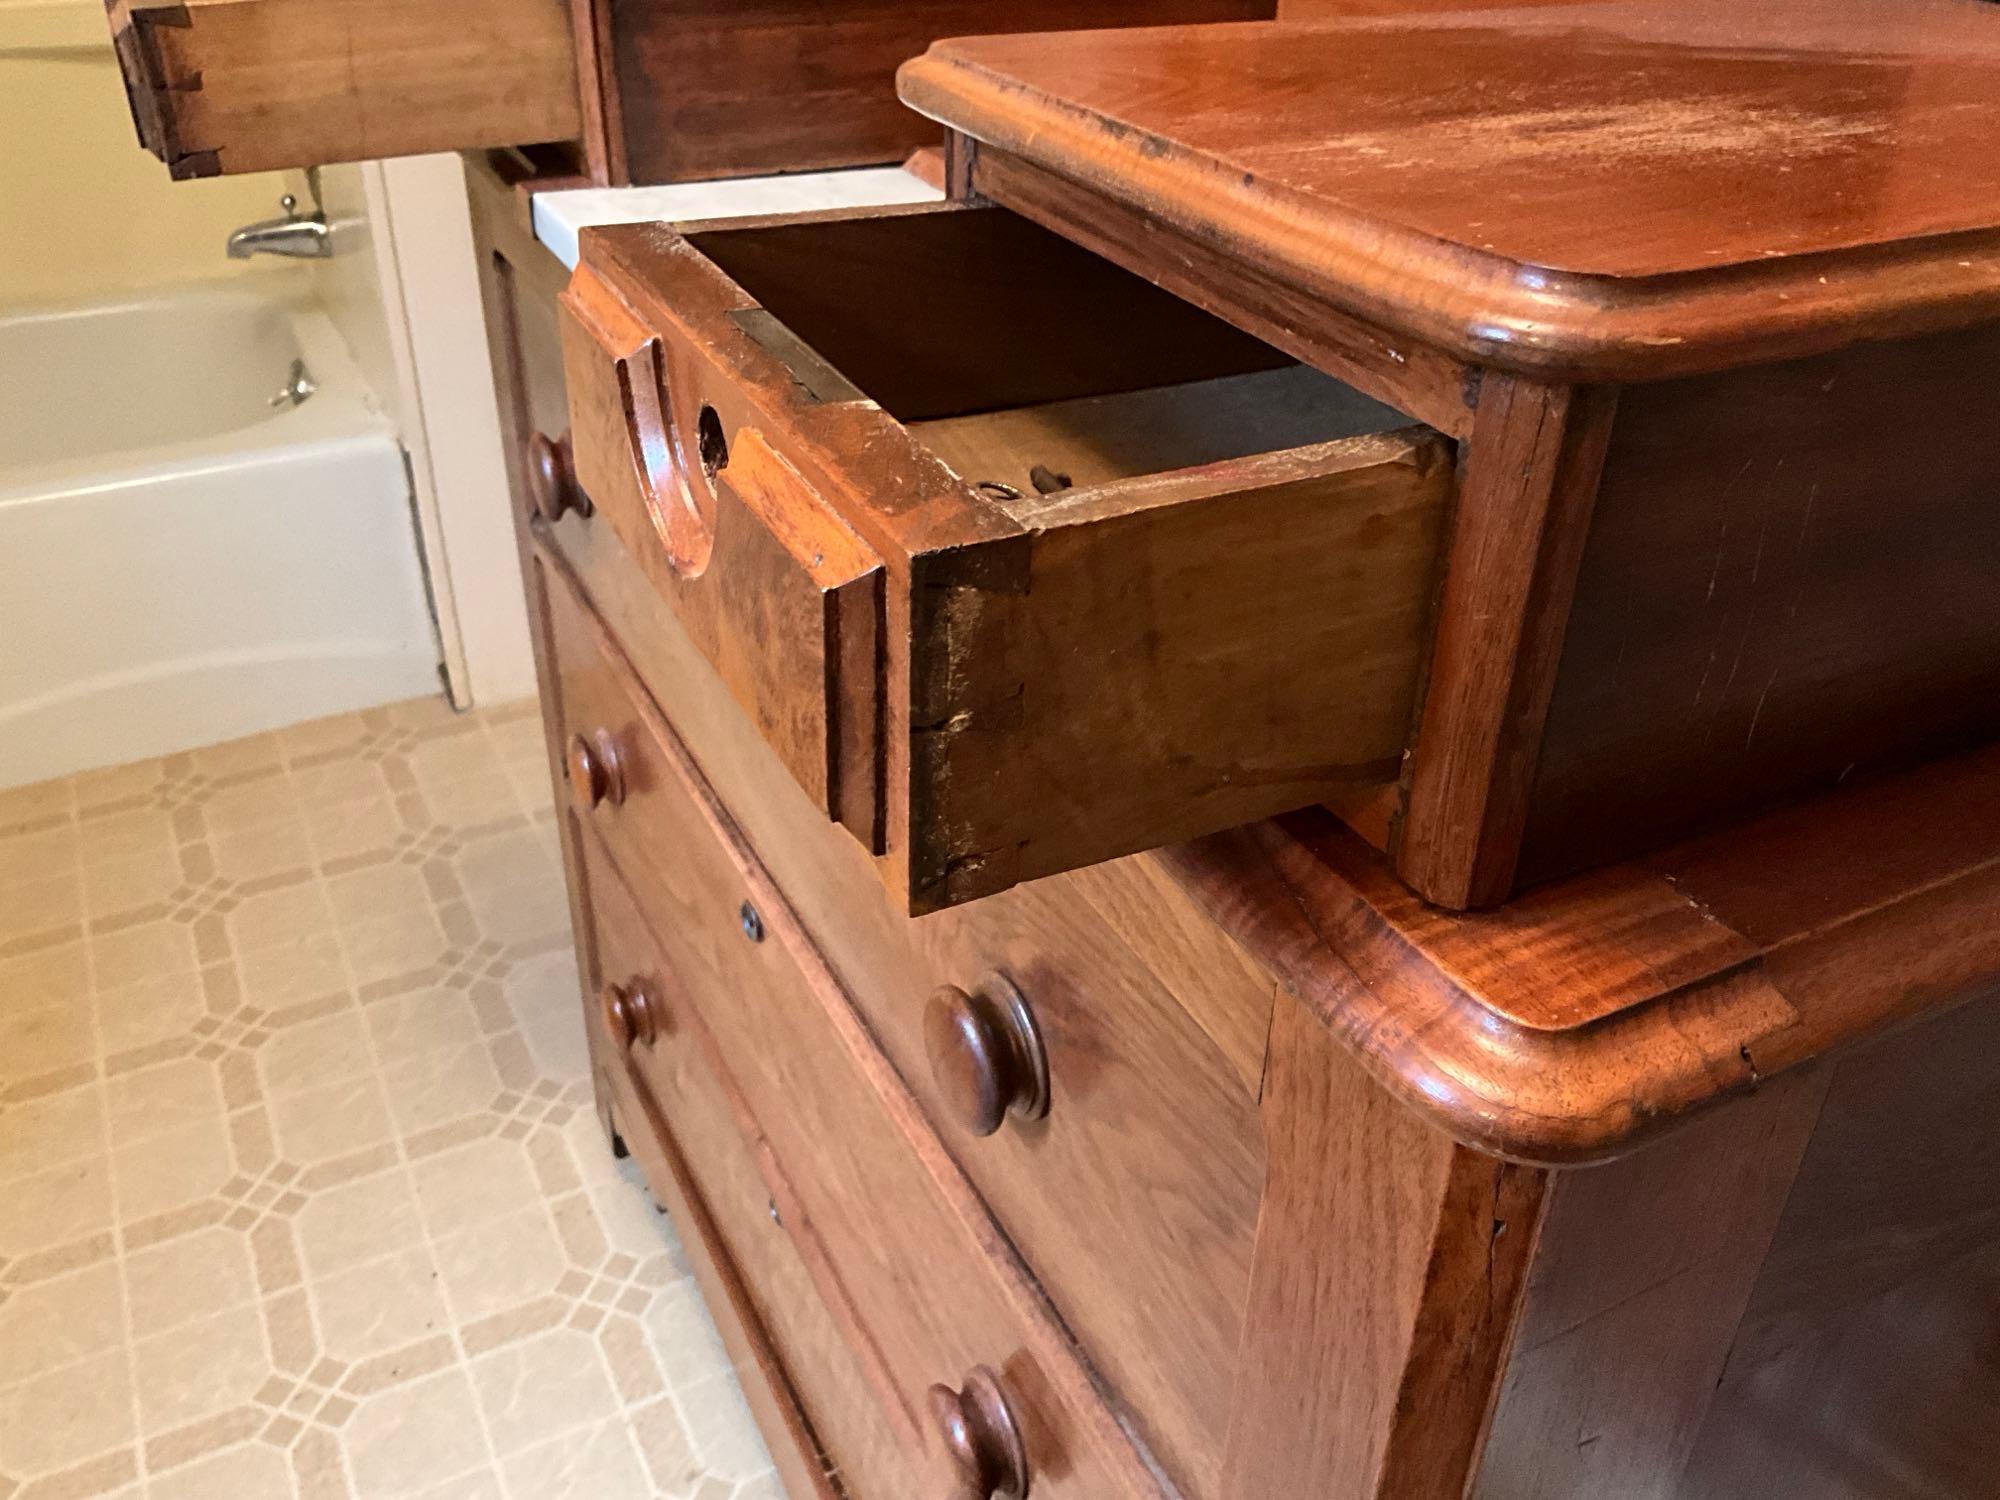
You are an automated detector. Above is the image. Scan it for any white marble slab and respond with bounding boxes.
[531,167,945,270]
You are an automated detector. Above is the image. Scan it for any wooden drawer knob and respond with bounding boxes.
[924,976,1049,1138]
[600,980,658,1050]
[566,729,625,814]
[929,1366,1030,1498]
[526,431,590,522]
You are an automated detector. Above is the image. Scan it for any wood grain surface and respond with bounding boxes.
[903,2,2000,379]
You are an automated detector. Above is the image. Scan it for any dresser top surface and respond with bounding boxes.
[900,1,2000,375]
[904,0,2000,279]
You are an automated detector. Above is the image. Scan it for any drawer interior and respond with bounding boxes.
[687,206,1416,495]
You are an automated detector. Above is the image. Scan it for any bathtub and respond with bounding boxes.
[0,279,442,789]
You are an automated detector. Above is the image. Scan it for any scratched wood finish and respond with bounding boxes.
[106,0,581,179]
[564,204,1453,912]
[1395,375,1617,908]
[1520,322,2000,884]
[1222,989,1544,1500]
[901,4,2000,380]
[605,0,1273,184]
[543,553,1187,1498]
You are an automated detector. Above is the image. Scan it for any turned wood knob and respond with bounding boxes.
[600,980,658,1050]
[929,1367,1030,1498]
[924,976,1049,1138]
[565,729,625,815]
[526,431,589,522]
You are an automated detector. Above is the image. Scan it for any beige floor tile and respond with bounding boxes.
[0,1154,113,1257]
[0,824,79,889]
[125,1225,259,1338]
[344,1368,491,1499]
[433,1207,567,1325]
[293,1168,426,1281]
[0,941,89,1012]
[0,1083,103,1182]
[105,1057,224,1149]
[0,774,73,836]
[92,919,199,992]
[268,1073,394,1165]
[0,1000,95,1085]
[209,820,316,885]
[258,1009,374,1098]
[471,1328,619,1458]
[0,1261,125,1390]
[381,1044,503,1137]
[501,1418,654,1500]
[366,987,487,1068]
[0,1348,135,1477]
[411,1138,542,1241]
[131,1301,272,1434]
[95,971,210,1058]
[112,1113,233,1222]
[234,930,351,1010]
[0,701,770,1500]
[199,776,301,835]
[148,1440,296,1500]
[81,850,183,921]
[2,874,83,942]
[310,1247,450,1365]
[226,881,337,958]
[76,807,178,869]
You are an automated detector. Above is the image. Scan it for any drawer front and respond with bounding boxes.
[575,825,910,1500]
[560,202,1453,912]
[109,0,578,178]
[537,524,1267,1500]
[544,560,1174,1500]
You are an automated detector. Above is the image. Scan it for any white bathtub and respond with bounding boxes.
[0,280,442,788]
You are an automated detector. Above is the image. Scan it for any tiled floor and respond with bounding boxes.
[0,696,779,1500]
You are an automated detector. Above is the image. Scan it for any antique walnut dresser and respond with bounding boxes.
[110,2,2000,1496]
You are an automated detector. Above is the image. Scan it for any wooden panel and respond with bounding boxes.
[1678,991,2000,1500]
[1221,988,1544,1500]
[1471,1071,1828,1500]
[1395,375,1617,909]
[569,207,1454,912]
[575,824,908,1500]
[899,7,2000,380]
[106,0,580,178]
[1523,322,2000,885]
[538,510,1274,1499]
[542,558,1172,1499]
[607,0,1275,184]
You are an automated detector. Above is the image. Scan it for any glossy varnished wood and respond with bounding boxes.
[902,2,2000,380]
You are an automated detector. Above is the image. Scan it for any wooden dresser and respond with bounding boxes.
[114,2,2000,1496]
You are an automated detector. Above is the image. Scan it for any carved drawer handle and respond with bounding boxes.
[526,431,590,522]
[929,1366,1031,1498]
[924,976,1050,1138]
[600,980,659,1050]
[566,729,625,815]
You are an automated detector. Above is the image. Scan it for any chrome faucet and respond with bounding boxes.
[227,192,331,260]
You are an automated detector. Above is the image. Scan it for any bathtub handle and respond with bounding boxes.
[269,358,316,410]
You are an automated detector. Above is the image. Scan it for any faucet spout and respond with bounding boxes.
[226,193,332,260]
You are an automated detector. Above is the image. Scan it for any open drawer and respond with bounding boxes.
[557,201,1454,912]
[106,0,580,178]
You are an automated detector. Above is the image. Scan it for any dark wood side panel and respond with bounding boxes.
[607,0,1275,184]
[1522,322,2000,886]
[1677,989,2000,1500]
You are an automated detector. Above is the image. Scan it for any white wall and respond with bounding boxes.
[0,0,289,306]
[307,158,538,708]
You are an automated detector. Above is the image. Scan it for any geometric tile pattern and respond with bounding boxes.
[0,697,781,1499]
